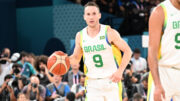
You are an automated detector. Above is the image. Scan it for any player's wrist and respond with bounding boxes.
[117,68,123,74]
[154,83,163,88]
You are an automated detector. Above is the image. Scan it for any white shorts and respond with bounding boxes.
[86,78,122,101]
[148,67,180,101]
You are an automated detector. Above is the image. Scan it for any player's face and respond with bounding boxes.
[84,6,101,27]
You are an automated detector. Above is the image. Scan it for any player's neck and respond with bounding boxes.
[87,24,101,37]
[171,0,180,10]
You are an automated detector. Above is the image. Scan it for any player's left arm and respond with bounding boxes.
[107,27,132,82]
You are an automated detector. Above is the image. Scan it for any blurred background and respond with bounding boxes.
[0,0,164,101]
[0,0,163,57]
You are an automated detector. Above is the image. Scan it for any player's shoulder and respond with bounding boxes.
[149,5,164,23]
[75,32,81,40]
[76,26,87,37]
[150,4,164,17]
[106,25,119,35]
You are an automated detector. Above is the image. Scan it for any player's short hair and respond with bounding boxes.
[84,1,100,12]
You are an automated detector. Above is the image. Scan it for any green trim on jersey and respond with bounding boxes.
[160,4,168,31]
[80,30,83,47]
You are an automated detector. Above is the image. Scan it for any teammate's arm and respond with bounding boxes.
[69,32,83,65]
[148,6,165,101]
[107,27,132,83]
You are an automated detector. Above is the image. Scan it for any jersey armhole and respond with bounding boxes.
[105,25,111,46]
[80,30,83,48]
[160,4,167,31]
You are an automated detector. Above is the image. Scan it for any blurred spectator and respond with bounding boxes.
[22,76,46,101]
[46,75,70,101]
[71,74,86,101]
[11,63,29,98]
[132,72,148,100]
[97,0,117,14]
[17,93,28,101]
[131,48,147,73]
[132,93,144,101]
[63,64,83,88]
[27,53,36,68]
[65,92,75,101]
[119,0,147,35]
[116,0,126,16]
[17,51,36,78]
[68,0,96,5]
[10,52,21,63]
[0,48,11,59]
[35,55,54,86]
[0,74,16,101]
[122,83,128,101]
[0,48,13,85]
[81,0,96,5]
[124,69,138,99]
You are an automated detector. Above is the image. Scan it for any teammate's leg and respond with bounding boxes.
[147,71,173,101]
[158,67,176,101]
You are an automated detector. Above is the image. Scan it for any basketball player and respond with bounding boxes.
[148,0,180,101]
[69,2,132,101]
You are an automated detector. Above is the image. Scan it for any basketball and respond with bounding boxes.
[47,51,70,75]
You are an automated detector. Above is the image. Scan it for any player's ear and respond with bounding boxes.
[83,14,86,21]
[99,13,101,19]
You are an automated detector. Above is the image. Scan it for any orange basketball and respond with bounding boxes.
[47,51,70,75]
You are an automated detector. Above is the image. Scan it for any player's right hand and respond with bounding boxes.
[154,85,165,101]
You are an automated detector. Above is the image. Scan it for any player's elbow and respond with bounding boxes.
[126,47,133,57]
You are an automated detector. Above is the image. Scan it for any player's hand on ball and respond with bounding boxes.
[110,70,123,83]
[154,85,165,101]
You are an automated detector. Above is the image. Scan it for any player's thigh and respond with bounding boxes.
[86,87,104,101]
[104,84,120,101]
[86,91,104,101]
[104,91,120,101]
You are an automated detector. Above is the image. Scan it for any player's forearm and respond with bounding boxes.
[148,48,162,87]
[69,55,81,65]
[118,49,132,73]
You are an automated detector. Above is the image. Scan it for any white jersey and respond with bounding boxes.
[158,0,180,68]
[80,24,121,78]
